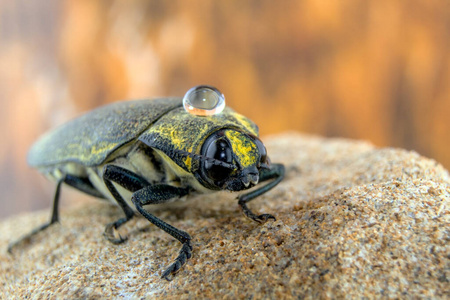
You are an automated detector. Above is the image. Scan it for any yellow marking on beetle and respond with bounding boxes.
[168,125,187,149]
[183,156,192,171]
[90,142,117,156]
[233,113,259,136]
[224,130,258,168]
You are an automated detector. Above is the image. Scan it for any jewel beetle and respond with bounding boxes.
[8,85,285,280]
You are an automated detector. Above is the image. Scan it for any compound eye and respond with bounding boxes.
[254,138,268,166]
[183,85,225,116]
[203,138,234,183]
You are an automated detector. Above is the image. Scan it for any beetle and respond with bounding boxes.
[8,85,285,280]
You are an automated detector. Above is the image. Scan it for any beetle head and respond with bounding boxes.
[196,129,269,191]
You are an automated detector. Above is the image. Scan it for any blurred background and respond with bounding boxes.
[1,0,449,219]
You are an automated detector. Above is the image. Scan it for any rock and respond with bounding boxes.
[1,133,448,298]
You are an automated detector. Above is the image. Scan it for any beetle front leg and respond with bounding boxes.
[131,185,191,281]
[238,163,285,223]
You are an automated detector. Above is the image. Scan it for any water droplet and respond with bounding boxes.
[183,85,225,116]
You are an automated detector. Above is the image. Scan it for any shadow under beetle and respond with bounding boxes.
[8,85,285,280]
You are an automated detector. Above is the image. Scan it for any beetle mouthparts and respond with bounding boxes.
[242,173,259,188]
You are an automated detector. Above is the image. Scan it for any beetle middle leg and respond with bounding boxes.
[102,165,152,244]
[238,163,285,223]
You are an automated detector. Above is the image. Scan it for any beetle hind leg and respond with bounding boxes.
[7,177,63,253]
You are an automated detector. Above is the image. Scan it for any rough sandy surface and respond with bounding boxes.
[1,133,449,299]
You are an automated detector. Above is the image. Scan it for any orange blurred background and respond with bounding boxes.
[1,0,449,218]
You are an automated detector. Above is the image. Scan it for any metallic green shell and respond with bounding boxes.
[28,98,183,167]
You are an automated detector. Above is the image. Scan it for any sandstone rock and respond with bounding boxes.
[1,133,448,298]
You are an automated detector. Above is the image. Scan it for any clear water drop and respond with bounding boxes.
[183,85,225,116]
